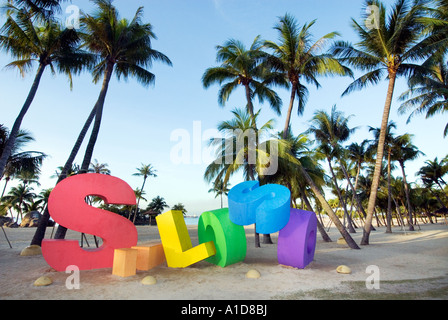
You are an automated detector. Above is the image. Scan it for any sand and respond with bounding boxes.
[1,222,447,300]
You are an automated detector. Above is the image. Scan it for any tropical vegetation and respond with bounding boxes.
[0,0,447,253]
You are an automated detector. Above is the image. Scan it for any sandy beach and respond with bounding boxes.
[1,222,447,300]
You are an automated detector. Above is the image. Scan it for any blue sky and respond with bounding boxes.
[1,0,446,215]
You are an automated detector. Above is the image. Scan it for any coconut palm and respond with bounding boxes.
[307,106,359,233]
[52,0,172,239]
[202,36,286,126]
[204,108,280,184]
[31,106,98,246]
[2,183,36,223]
[259,129,333,243]
[208,179,230,209]
[399,54,448,137]
[330,0,431,245]
[0,7,92,181]
[346,140,371,201]
[263,14,353,138]
[77,0,172,174]
[420,0,448,54]
[132,164,157,223]
[418,157,448,195]
[146,196,169,215]
[204,108,285,247]
[88,159,111,175]
[392,133,424,230]
[368,122,398,232]
[172,203,187,216]
[294,150,360,249]
[0,126,45,198]
[35,188,52,213]
[6,0,66,20]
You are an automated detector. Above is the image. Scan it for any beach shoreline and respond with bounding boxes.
[1,223,447,300]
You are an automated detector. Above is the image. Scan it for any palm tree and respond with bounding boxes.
[146,196,169,215]
[172,203,187,216]
[294,151,360,249]
[418,157,448,195]
[6,0,66,20]
[202,36,286,126]
[132,164,157,223]
[420,0,448,54]
[399,53,448,137]
[259,129,333,243]
[392,133,424,230]
[0,126,45,198]
[346,140,370,202]
[2,183,36,223]
[307,106,359,233]
[330,0,431,245]
[205,108,284,247]
[88,159,111,175]
[52,0,172,239]
[35,188,52,213]
[208,179,230,209]
[263,14,353,138]
[130,187,147,221]
[368,122,398,233]
[77,0,172,174]
[0,7,93,180]
[17,170,40,187]
[204,108,284,185]
[31,105,99,246]
[205,109,360,248]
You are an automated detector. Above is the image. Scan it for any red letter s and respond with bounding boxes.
[42,174,138,271]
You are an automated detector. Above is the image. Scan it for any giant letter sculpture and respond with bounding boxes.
[156,210,216,268]
[228,181,291,234]
[277,209,317,269]
[41,174,138,271]
[198,208,246,267]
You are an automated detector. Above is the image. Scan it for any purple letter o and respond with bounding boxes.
[277,209,317,269]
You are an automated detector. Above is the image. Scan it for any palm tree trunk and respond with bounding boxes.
[1,178,10,199]
[0,64,46,179]
[30,104,98,246]
[243,83,257,127]
[362,72,397,245]
[54,62,114,240]
[132,177,147,224]
[80,62,114,173]
[327,157,355,233]
[338,158,367,220]
[386,150,393,233]
[300,188,332,242]
[282,82,297,139]
[399,161,414,231]
[435,181,448,202]
[298,164,360,249]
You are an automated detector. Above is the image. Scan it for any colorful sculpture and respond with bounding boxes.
[156,210,216,268]
[41,174,318,273]
[277,209,317,269]
[198,208,247,267]
[132,243,166,271]
[228,181,291,234]
[112,248,138,277]
[41,174,138,271]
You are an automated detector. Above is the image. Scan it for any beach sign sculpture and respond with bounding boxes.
[42,174,317,276]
